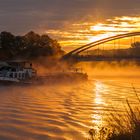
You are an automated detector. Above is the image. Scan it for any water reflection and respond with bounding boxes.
[0,77,140,140]
[94,81,106,105]
[91,81,106,131]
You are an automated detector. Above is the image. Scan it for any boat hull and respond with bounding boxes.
[0,72,88,86]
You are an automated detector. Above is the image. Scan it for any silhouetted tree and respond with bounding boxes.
[130,42,140,58]
[0,31,65,60]
[131,42,140,49]
[0,31,16,57]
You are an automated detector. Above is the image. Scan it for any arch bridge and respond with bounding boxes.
[62,32,140,61]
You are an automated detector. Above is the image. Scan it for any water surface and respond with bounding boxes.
[0,76,140,140]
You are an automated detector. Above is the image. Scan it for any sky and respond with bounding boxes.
[0,0,140,50]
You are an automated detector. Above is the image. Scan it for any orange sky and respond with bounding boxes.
[46,16,140,51]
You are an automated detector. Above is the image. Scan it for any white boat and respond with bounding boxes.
[0,61,37,84]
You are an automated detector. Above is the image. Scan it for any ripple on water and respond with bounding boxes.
[0,78,139,140]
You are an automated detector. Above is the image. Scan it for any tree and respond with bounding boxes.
[0,31,16,58]
[23,31,40,49]
[131,42,140,49]
[0,31,65,60]
[130,41,140,58]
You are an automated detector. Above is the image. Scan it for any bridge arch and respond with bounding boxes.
[63,32,140,59]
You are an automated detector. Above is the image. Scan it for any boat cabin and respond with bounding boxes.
[0,61,37,81]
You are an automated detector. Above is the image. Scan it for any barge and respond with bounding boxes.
[0,61,88,85]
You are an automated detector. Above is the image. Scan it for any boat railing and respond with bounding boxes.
[68,67,83,73]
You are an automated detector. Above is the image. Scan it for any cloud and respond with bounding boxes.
[45,16,140,51]
[0,0,139,36]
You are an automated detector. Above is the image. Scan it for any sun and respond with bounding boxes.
[90,24,104,31]
[90,23,117,32]
[89,23,118,42]
[87,34,108,42]
[87,32,116,42]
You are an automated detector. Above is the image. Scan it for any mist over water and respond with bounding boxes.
[76,61,140,77]
[0,62,140,140]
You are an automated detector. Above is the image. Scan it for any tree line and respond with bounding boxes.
[0,31,65,60]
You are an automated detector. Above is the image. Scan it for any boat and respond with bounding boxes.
[37,67,88,84]
[0,61,88,85]
[0,61,37,85]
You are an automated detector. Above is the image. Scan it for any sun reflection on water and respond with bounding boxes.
[91,81,107,131]
[94,81,107,106]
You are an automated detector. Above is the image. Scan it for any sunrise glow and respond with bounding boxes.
[46,16,140,51]
[0,1,140,140]
[90,24,116,32]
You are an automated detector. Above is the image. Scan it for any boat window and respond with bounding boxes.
[22,73,25,79]
[19,73,21,79]
[0,67,4,71]
[11,68,16,72]
[9,73,13,78]
[0,66,10,71]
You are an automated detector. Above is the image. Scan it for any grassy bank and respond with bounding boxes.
[88,86,140,140]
